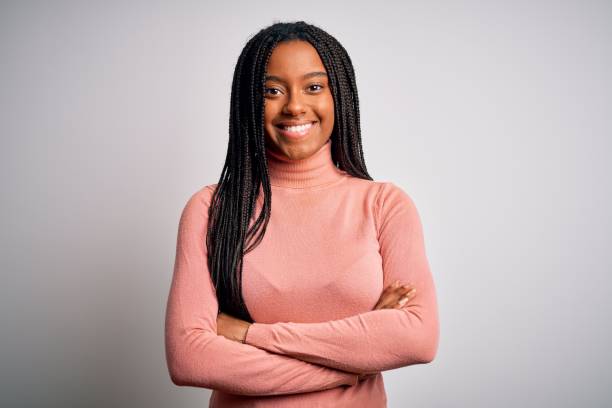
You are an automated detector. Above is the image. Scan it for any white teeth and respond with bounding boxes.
[282,122,313,133]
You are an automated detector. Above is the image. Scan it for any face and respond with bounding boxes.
[263,40,335,160]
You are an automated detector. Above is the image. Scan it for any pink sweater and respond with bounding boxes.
[165,139,439,407]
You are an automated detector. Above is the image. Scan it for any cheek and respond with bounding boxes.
[263,100,269,118]
[263,102,274,126]
[264,100,282,121]
[320,95,335,123]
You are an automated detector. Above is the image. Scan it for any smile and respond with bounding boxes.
[275,121,317,139]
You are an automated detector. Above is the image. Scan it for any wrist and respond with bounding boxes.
[241,323,251,343]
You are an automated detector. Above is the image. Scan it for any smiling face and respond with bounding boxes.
[263,40,335,160]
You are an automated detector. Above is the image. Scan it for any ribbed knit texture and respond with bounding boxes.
[165,139,439,407]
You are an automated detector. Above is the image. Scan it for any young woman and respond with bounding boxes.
[165,21,439,407]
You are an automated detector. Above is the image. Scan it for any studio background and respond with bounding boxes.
[1,1,610,407]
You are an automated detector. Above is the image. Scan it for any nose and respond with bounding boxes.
[282,90,306,116]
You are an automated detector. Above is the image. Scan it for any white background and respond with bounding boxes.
[1,1,610,406]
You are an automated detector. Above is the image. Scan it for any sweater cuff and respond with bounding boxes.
[244,322,268,348]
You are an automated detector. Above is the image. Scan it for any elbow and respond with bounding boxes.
[166,332,187,386]
[167,353,189,386]
[167,352,210,388]
[416,319,439,364]
[169,370,185,387]
[165,337,210,388]
[417,341,438,364]
[165,319,220,389]
[399,310,439,365]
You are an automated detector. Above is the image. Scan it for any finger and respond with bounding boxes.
[381,280,399,294]
[377,293,406,310]
[376,286,413,309]
[394,289,417,308]
[377,289,406,309]
[373,301,391,310]
[397,289,416,308]
[387,282,412,293]
[374,285,398,309]
[374,298,397,310]
[375,283,416,310]
[387,285,414,302]
[396,285,416,297]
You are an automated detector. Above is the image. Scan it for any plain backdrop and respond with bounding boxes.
[1,1,610,407]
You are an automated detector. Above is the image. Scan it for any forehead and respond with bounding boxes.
[265,40,326,77]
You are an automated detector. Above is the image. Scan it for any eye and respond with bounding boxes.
[264,87,282,97]
[308,84,324,92]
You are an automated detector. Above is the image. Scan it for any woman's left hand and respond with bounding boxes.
[217,312,251,343]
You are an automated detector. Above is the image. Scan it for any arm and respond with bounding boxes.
[165,185,359,396]
[244,182,440,374]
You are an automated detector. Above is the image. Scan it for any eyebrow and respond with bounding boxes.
[265,71,328,83]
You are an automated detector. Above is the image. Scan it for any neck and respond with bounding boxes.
[265,139,346,189]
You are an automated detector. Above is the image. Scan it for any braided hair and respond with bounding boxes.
[207,21,372,322]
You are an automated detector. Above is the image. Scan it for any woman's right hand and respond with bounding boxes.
[356,280,417,382]
[373,279,417,310]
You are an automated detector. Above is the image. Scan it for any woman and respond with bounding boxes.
[165,21,439,407]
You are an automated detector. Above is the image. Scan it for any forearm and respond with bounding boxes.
[244,182,440,374]
[166,318,358,395]
[243,273,438,373]
[166,186,359,396]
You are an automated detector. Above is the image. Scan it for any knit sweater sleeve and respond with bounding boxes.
[164,185,359,396]
[244,182,440,374]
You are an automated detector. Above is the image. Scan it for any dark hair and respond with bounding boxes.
[207,21,372,322]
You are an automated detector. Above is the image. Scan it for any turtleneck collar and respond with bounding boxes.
[265,139,346,189]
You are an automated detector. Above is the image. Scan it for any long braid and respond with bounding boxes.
[207,21,373,322]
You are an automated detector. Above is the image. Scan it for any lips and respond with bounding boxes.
[275,120,317,129]
[274,121,317,139]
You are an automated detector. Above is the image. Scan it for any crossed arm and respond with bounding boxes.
[239,183,440,374]
[165,183,439,395]
[164,186,359,396]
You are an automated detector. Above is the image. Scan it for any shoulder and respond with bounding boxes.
[374,181,415,208]
[185,183,218,207]
[178,183,219,223]
[340,177,417,213]
[371,181,421,231]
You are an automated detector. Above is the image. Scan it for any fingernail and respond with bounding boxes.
[398,297,408,306]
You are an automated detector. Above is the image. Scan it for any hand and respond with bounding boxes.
[217,312,251,343]
[373,279,417,310]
